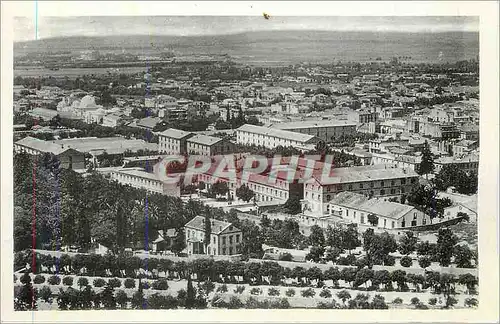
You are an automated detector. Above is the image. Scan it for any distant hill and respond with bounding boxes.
[14,30,479,64]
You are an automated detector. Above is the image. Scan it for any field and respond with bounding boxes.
[14,31,479,66]
[14,66,147,78]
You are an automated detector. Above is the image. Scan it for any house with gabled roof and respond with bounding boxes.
[327,191,432,230]
[184,216,242,256]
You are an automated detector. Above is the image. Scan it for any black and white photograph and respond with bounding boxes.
[1,1,498,323]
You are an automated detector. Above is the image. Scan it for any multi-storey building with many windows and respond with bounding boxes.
[158,128,194,155]
[301,164,420,216]
[236,124,319,149]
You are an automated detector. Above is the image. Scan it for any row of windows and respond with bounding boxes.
[305,178,415,191]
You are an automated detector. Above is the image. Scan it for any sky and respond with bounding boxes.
[14,16,479,42]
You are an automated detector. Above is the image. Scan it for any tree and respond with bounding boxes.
[398,232,418,255]
[131,280,145,309]
[308,225,325,247]
[391,270,407,291]
[185,275,196,309]
[342,223,361,253]
[283,196,302,215]
[417,140,434,178]
[204,213,211,254]
[435,164,477,194]
[436,228,458,267]
[171,227,186,256]
[371,294,388,309]
[400,256,413,267]
[14,272,37,311]
[367,214,379,227]
[458,273,478,295]
[115,290,128,309]
[211,181,229,198]
[235,184,255,202]
[336,290,351,305]
[418,256,432,269]
[453,244,475,268]
[101,284,117,310]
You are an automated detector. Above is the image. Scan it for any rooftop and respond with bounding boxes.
[237,124,317,143]
[184,215,239,235]
[158,128,193,139]
[187,134,223,146]
[15,136,72,156]
[311,164,418,185]
[328,191,416,220]
[271,120,357,130]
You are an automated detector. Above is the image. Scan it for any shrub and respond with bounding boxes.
[124,278,136,289]
[416,302,429,309]
[410,297,420,305]
[234,285,245,294]
[250,287,262,295]
[34,274,46,284]
[62,276,74,286]
[140,281,151,290]
[116,290,128,309]
[301,288,316,298]
[428,297,437,305]
[268,287,280,296]
[270,298,290,309]
[319,289,332,298]
[384,255,396,266]
[317,301,338,309]
[371,294,388,309]
[279,253,293,262]
[39,286,53,303]
[77,277,89,288]
[108,278,122,288]
[93,278,106,288]
[227,296,244,309]
[48,275,61,285]
[464,298,478,308]
[446,296,458,308]
[200,281,215,294]
[400,256,413,268]
[418,256,432,269]
[152,278,169,290]
[285,288,296,297]
[216,284,228,293]
[392,297,403,304]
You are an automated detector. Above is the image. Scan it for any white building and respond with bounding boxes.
[236,124,319,149]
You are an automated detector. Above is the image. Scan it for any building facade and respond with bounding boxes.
[158,128,194,155]
[184,216,242,256]
[236,124,319,149]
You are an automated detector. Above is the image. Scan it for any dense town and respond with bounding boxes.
[13,50,479,311]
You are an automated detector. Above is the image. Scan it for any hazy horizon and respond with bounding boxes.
[14,16,479,43]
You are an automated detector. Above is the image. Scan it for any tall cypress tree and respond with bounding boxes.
[418,141,435,179]
[185,275,196,309]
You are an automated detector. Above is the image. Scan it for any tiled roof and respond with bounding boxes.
[328,191,415,220]
[187,134,223,146]
[184,215,239,235]
[237,124,317,143]
[271,120,357,130]
[15,136,70,155]
[311,164,418,185]
[158,128,193,139]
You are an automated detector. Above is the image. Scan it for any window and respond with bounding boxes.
[213,237,216,244]
[229,247,233,255]
[413,213,417,220]
[392,221,395,228]
[384,219,387,227]
[354,212,356,219]
[391,189,396,194]
[229,236,233,244]
[222,237,226,245]
[236,235,240,243]
[222,248,226,255]
[348,184,353,190]
[360,183,364,189]
[422,218,427,225]
[381,181,385,187]
[346,210,349,217]
[360,215,365,224]
[380,189,385,195]
[391,180,395,186]
[370,182,374,188]
[401,220,406,228]
[326,194,331,201]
